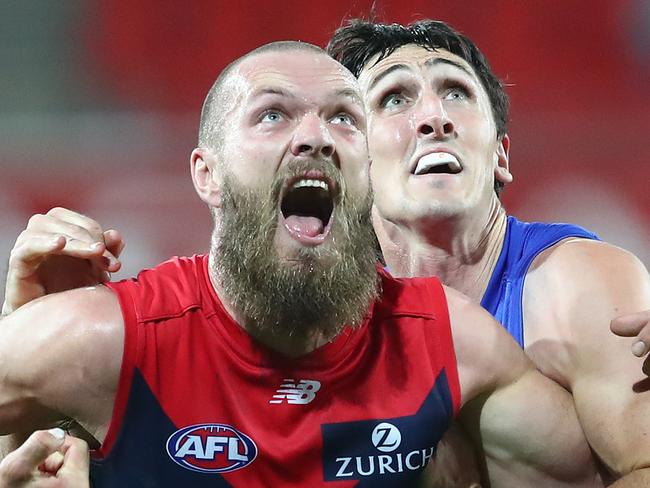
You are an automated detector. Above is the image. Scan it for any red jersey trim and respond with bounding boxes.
[427,278,462,417]
[93,280,140,459]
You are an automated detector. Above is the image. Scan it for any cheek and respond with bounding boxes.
[345,154,371,196]
[226,142,281,188]
[341,167,371,206]
[338,129,369,164]
[368,117,409,161]
[456,111,496,145]
[328,130,369,192]
[369,162,392,199]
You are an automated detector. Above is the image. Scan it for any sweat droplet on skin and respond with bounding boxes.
[632,340,648,357]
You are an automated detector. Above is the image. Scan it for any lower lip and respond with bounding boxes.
[280,214,333,246]
[411,171,462,178]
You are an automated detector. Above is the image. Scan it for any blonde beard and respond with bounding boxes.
[213,163,381,342]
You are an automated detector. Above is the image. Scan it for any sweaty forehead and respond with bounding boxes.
[358,44,477,91]
[234,50,362,103]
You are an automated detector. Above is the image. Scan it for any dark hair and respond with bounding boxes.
[327,19,509,194]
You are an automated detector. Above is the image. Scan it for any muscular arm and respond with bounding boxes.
[524,240,650,484]
[0,286,123,441]
[1,209,124,459]
[446,285,600,487]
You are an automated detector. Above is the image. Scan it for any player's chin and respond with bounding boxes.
[273,227,339,268]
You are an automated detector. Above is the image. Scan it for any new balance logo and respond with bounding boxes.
[269,379,321,405]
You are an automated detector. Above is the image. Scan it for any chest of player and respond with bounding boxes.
[94,309,457,486]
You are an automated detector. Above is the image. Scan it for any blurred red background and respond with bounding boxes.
[1,0,648,282]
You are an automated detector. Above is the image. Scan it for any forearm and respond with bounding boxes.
[470,369,599,485]
[609,468,650,486]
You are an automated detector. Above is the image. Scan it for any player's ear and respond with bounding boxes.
[191,148,222,208]
[494,134,513,185]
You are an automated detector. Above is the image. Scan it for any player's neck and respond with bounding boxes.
[378,197,508,303]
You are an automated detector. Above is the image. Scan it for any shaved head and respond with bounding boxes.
[198,41,328,151]
[196,42,378,345]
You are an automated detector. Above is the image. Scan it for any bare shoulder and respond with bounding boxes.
[531,238,647,284]
[1,285,124,359]
[442,285,531,406]
[526,238,650,341]
[0,285,124,430]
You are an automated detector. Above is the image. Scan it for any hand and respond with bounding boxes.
[0,429,90,487]
[2,208,125,316]
[611,310,650,375]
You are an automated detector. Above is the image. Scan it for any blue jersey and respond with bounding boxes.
[480,216,599,347]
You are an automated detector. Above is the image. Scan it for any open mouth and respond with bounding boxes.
[413,152,462,175]
[280,176,335,243]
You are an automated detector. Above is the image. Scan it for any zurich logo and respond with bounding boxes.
[166,423,257,473]
[371,422,402,452]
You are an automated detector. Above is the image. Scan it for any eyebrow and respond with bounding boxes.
[249,87,297,100]
[367,57,477,92]
[250,86,363,109]
[424,57,475,78]
[367,63,410,92]
[333,88,364,108]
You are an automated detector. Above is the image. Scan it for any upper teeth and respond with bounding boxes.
[292,179,329,191]
[414,152,461,175]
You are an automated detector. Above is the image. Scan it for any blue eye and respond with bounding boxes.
[444,87,469,101]
[260,111,282,122]
[330,113,355,126]
[381,93,407,108]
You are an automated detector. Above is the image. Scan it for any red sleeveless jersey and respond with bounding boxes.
[92,255,461,487]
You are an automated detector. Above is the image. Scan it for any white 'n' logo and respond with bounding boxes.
[269,379,321,405]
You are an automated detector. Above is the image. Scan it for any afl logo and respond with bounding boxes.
[166,423,258,473]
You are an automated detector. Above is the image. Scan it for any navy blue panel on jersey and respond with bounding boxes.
[90,369,233,488]
[321,370,453,486]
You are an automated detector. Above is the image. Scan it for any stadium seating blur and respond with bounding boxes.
[1,0,648,283]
